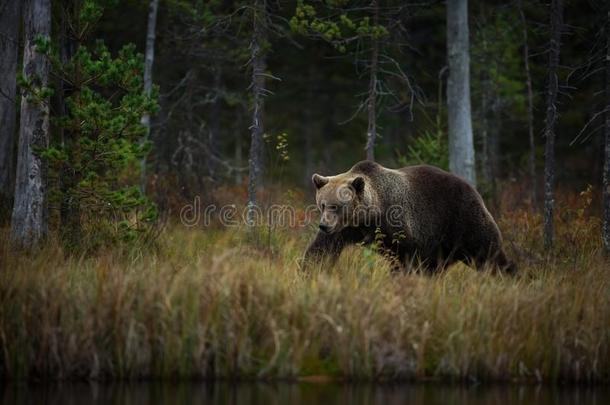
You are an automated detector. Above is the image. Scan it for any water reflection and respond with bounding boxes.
[2,382,608,405]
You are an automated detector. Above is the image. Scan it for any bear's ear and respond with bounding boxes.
[312,174,329,189]
[350,176,365,193]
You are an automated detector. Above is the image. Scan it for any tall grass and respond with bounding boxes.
[1,204,609,382]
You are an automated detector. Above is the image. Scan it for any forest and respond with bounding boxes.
[1,0,610,389]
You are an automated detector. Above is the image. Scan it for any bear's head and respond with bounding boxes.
[311,173,371,234]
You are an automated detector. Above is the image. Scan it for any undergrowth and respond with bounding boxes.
[1,198,609,382]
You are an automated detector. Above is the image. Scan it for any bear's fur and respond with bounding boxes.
[304,160,515,273]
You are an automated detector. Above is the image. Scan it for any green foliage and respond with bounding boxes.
[17,73,54,105]
[263,131,291,182]
[166,0,221,25]
[274,132,290,162]
[39,0,158,250]
[17,34,55,104]
[290,0,388,52]
[399,130,449,170]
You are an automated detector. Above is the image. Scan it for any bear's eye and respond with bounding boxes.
[327,205,338,211]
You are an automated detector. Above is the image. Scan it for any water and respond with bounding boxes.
[2,382,609,405]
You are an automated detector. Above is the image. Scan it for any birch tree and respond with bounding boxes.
[140,0,159,193]
[11,0,51,248]
[543,0,563,250]
[0,0,21,218]
[447,0,476,186]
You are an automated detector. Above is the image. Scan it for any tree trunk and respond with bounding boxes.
[481,96,490,184]
[11,0,51,249]
[304,65,315,187]
[247,0,266,225]
[543,0,563,250]
[140,0,159,193]
[480,29,491,190]
[235,120,243,185]
[365,0,379,162]
[489,101,500,211]
[519,0,537,208]
[304,116,313,187]
[208,63,222,180]
[234,105,244,186]
[447,0,476,186]
[603,5,610,254]
[57,2,77,238]
[480,94,499,213]
[0,0,22,220]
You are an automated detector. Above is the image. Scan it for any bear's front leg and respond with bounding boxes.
[302,230,349,270]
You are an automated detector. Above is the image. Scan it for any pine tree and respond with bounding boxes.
[42,0,158,249]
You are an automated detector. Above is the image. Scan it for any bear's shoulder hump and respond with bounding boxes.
[350,160,382,175]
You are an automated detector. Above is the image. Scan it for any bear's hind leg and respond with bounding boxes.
[492,250,517,275]
[474,249,517,275]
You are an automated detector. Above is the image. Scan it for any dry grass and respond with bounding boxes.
[0,202,609,383]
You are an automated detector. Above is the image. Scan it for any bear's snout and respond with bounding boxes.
[319,223,331,233]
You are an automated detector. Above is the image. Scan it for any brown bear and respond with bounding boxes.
[303,160,515,273]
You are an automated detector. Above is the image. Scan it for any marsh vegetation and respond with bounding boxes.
[1,189,608,383]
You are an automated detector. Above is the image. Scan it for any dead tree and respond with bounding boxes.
[447,0,476,186]
[247,0,267,225]
[543,0,563,250]
[0,0,21,219]
[518,0,537,208]
[140,0,159,193]
[365,0,380,162]
[602,4,610,255]
[11,0,51,249]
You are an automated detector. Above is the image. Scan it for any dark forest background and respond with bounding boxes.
[1,0,610,251]
[95,0,605,197]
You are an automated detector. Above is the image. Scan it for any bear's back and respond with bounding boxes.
[399,164,472,194]
[347,161,479,210]
[399,164,482,213]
